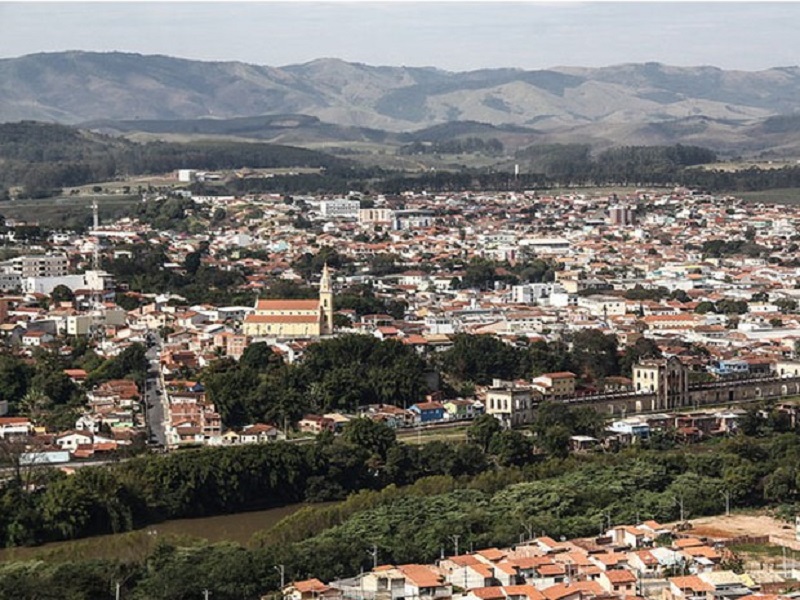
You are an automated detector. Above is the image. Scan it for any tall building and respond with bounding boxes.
[3,254,68,278]
[608,205,635,226]
[243,264,335,339]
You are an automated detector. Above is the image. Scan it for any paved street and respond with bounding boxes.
[144,331,167,447]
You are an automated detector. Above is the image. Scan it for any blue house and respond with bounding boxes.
[409,401,445,423]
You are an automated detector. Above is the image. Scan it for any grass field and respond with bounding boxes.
[1,194,143,228]
[396,425,469,445]
[737,188,800,205]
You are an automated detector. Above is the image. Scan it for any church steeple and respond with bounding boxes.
[320,263,334,335]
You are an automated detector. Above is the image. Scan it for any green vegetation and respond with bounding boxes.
[203,336,431,427]
[0,343,146,427]
[0,122,349,199]
[7,125,800,199]
[435,330,622,387]
[2,419,799,599]
[102,242,252,306]
[398,137,504,156]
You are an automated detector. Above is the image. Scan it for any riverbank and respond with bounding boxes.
[0,501,331,563]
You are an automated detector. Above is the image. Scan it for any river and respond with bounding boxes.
[0,501,330,563]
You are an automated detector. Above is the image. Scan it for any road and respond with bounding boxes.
[144,330,167,447]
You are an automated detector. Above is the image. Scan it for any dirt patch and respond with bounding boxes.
[671,514,798,545]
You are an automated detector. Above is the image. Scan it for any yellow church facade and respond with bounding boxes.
[243,265,334,338]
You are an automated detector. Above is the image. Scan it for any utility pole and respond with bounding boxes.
[203,590,212,600]
[523,523,534,542]
[275,564,285,590]
[450,534,460,557]
[368,544,379,569]
[115,582,120,600]
[675,494,685,522]
[720,490,731,517]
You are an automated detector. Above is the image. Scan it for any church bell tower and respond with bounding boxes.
[319,263,334,335]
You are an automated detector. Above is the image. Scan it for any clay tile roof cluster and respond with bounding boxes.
[293,579,330,593]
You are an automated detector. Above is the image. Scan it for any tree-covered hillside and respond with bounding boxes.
[0,121,350,198]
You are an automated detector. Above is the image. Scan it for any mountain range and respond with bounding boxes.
[3,51,800,155]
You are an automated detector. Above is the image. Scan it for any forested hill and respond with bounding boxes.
[0,121,350,198]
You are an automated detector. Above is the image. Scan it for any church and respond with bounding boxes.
[242,264,334,339]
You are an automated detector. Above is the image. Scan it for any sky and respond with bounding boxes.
[0,1,799,72]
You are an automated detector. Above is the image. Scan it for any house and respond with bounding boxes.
[63,368,88,383]
[362,404,415,428]
[21,330,54,347]
[589,552,628,571]
[527,564,566,589]
[467,587,545,600]
[441,555,496,589]
[397,564,452,600]
[664,576,714,600]
[607,418,651,442]
[627,550,661,577]
[540,580,604,600]
[532,373,576,399]
[240,423,284,444]
[283,579,342,600]
[598,569,637,595]
[298,414,335,435]
[569,436,600,453]
[409,401,445,424]
[0,416,33,439]
[638,520,669,538]
[486,381,536,428]
[55,430,94,451]
[444,398,482,421]
[361,565,408,600]
[605,525,649,548]
[220,430,241,445]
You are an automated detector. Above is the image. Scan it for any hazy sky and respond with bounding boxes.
[1,1,799,72]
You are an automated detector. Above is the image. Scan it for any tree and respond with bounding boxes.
[50,284,75,304]
[715,299,748,315]
[468,414,502,452]
[620,337,662,377]
[775,298,798,314]
[341,418,397,460]
[695,301,716,314]
[438,334,525,385]
[540,425,571,458]
[571,329,619,381]
[528,340,572,377]
[488,430,532,466]
[239,342,281,372]
[184,251,202,276]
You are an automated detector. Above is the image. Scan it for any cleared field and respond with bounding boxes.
[737,188,800,205]
[396,425,469,445]
[1,194,142,228]
[676,513,798,545]
[699,161,800,172]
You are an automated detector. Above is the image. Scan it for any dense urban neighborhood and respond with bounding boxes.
[3,183,800,455]
[2,173,800,598]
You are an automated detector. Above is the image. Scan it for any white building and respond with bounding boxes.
[320,199,360,218]
[1,254,68,278]
[577,294,627,317]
